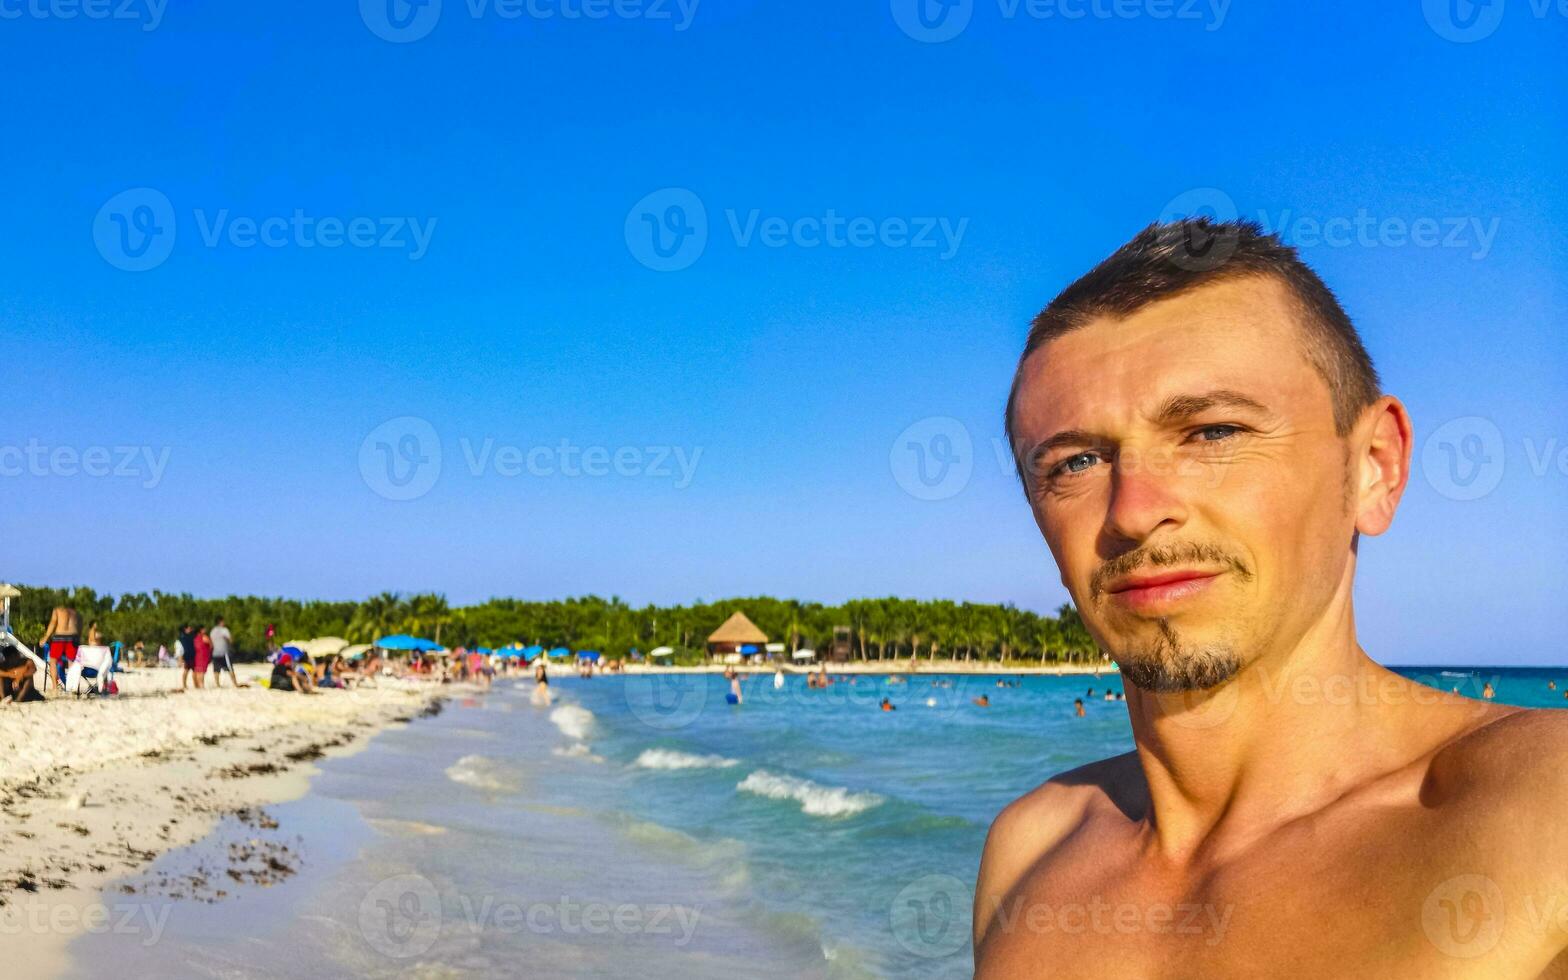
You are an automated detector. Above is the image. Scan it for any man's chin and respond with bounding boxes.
[1113,649,1242,693]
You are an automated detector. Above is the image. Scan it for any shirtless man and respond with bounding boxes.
[975,219,1568,978]
[38,603,81,693]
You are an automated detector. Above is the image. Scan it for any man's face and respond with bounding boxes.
[1010,276,1358,691]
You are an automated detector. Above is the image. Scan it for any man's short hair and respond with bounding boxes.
[1005,218,1382,473]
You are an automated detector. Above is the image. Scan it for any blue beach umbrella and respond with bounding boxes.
[374,634,426,651]
[548,647,570,659]
[521,645,544,661]
[578,650,601,662]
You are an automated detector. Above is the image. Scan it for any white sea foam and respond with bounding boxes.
[549,704,594,740]
[552,742,605,763]
[736,770,883,818]
[445,754,522,793]
[634,748,740,771]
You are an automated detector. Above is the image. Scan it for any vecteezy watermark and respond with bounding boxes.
[1423,0,1568,42]
[978,894,1233,948]
[625,187,968,271]
[0,900,173,944]
[359,0,700,43]
[1421,417,1568,501]
[891,417,974,501]
[892,874,972,958]
[0,440,171,489]
[357,873,702,959]
[623,672,710,730]
[459,438,702,487]
[891,0,1229,43]
[358,417,704,501]
[1421,416,1506,501]
[360,417,444,501]
[1422,874,1506,958]
[0,0,166,30]
[92,188,437,272]
[1158,188,1502,263]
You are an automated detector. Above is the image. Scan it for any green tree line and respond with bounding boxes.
[7,586,1102,664]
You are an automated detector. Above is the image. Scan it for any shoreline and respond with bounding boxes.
[0,664,450,978]
[621,661,1116,675]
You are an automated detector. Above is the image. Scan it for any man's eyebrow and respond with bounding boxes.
[1149,389,1273,425]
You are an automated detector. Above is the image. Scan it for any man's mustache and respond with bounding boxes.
[1090,542,1253,601]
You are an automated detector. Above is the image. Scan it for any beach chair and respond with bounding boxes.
[66,644,114,697]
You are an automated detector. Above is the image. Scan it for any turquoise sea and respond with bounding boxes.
[67,666,1568,979]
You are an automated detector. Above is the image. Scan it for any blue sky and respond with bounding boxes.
[3,0,1564,664]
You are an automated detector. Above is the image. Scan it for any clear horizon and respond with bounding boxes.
[5,3,1565,665]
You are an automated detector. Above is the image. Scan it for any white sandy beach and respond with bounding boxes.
[0,663,446,978]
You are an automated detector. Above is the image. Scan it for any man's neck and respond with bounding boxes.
[1120,598,1413,865]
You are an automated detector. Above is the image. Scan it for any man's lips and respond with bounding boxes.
[1105,569,1223,610]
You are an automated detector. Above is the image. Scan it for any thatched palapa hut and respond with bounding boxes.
[707,611,769,661]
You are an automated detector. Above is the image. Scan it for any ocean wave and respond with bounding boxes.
[736,770,883,818]
[552,742,605,763]
[634,748,740,771]
[549,704,594,740]
[445,754,522,794]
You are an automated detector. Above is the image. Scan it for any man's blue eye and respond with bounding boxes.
[1057,453,1098,476]
[1195,425,1240,442]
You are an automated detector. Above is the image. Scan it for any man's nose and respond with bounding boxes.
[1105,450,1189,542]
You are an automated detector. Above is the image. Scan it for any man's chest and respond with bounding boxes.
[977,818,1553,979]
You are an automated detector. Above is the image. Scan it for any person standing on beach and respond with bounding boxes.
[209,617,241,687]
[38,603,81,694]
[975,219,1568,977]
[193,627,213,688]
[177,624,198,691]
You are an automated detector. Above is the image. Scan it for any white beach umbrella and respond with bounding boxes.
[791,648,816,660]
[302,636,350,658]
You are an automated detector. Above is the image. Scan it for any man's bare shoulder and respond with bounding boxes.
[1426,705,1568,816]
[973,752,1145,943]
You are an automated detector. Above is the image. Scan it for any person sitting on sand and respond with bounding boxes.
[0,641,38,703]
[268,654,315,694]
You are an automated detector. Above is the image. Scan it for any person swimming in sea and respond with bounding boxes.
[1073,698,1085,718]
[880,697,895,711]
[1482,680,1495,699]
[974,695,990,707]
[725,666,743,705]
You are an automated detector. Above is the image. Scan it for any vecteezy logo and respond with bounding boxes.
[890,0,974,42]
[1157,187,1240,272]
[93,188,177,272]
[1423,0,1506,42]
[360,0,442,43]
[623,672,709,730]
[358,873,442,959]
[359,417,442,501]
[1421,416,1505,501]
[890,417,973,501]
[1422,873,1505,958]
[624,188,708,272]
[890,873,971,958]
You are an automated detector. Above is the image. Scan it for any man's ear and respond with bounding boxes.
[1353,395,1413,537]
